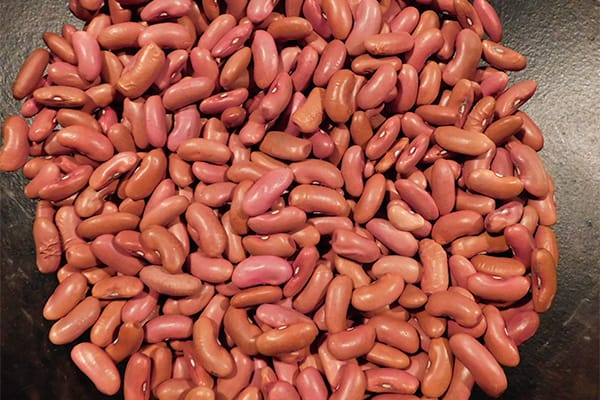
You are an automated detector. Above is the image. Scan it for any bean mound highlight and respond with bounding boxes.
[0,0,559,399]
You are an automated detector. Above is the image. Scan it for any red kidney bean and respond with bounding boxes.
[431,210,484,245]
[395,179,439,221]
[351,273,404,312]
[282,246,319,297]
[406,28,444,73]
[443,28,482,86]
[231,255,293,288]
[450,333,508,397]
[43,272,88,320]
[425,290,482,328]
[473,0,503,41]
[49,296,101,345]
[123,352,151,400]
[345,0,382,56]
[295,367,328,400]
[92,275,144,300]
[366,218,420,257]
[242,167,293,216]
[0,116,30,172]
[185,202,227,257]
[508,141,549,197]
[327,324,376,360]
[256,321,318,357]
[331,228,380,263]
[365,368,419,394]
[12,48,49,100]
[356,64,397,110]
[0,1,562,399]
[531,248,558,313]
[292,262,333,314]
[71,342,121,395]
[116,43,165,98]
[139,266,202,297]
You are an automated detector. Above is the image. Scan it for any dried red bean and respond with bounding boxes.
[0,1,560,399]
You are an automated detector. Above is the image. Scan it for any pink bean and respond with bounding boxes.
[314,40,347,87]
[167,105,201,152]
[391,64,419,113]
[252,30,279,89]
[72,31,102,82]
[366,219,419,257]
[199,88,249,115]
[260,73,294,121]
[449,334,507,397]
[71,342,121,395]
[345,0,383,56]
[246,0,279,23]
[467,273,531,303]
[356,64,397,110]
[122,290,159,324]
[145,315,193,343]
[242,167,294,216]
[406,28,444,72]
[212,22,254,58]
[295,367,328,400]
[140,0,193,22]
[232,255,293,288]
[473,0,503,42]
[291,46,319,92]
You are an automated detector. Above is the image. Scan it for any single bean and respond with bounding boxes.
[116,43,165,98]
[256,322,318,356]
[92,276,144,299]
[49,296,101,345]
[449,334,508,397]
[139,266,202,297]
[365,368,419,394]
[71,342,121,395]
[352,273,404,312]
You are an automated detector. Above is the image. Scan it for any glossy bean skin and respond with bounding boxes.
[123,352,151,400]
[139,266,203,297]
[345,0,383,56]
[193,316,234,377]
[295,367,329,400]
[443,29,482,86]
[12,48,50,100]
[71,342,121,395]
[365,368,420,394]
[449,334,508,397]
[186,202,227,257]
[49,296,101,345]
[43,272,88,320]
[426,290,482,328]
[0,116,30,172]
[482,305,520,367]
[117,43,165,98]
[0,2,561,399]
[232,255,293,288]
[352,273,405,312]
[421,337,453,397]
[327,324,376,360]
[531,248,558,313]
[325,69,357,124]
[256,322,318,356]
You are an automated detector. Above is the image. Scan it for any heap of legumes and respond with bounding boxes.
[0,0,559,398]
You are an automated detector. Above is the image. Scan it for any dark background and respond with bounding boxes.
[1,1,598,399]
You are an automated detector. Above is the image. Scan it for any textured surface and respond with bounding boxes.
[0,1,598,399]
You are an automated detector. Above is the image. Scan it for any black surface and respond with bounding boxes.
[1,1,599,399]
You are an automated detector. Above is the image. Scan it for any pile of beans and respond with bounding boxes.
[0,0,559,399]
